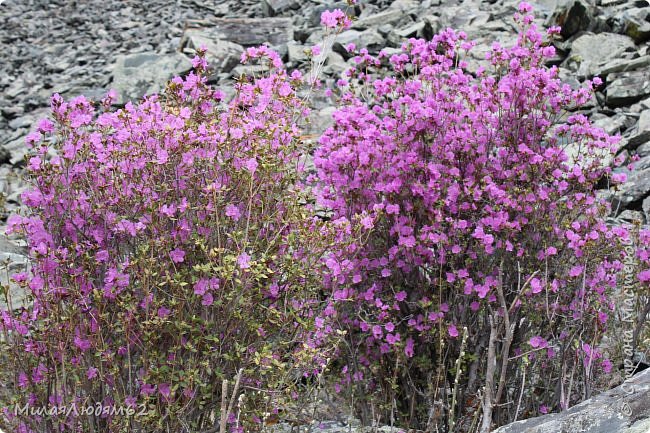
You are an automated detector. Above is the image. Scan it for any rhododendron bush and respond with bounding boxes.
[313,4,631,432]
[0,3,646,433]
[0,48,361,433]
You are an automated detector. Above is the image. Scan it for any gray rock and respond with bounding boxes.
[352,9,404,30]
[287,43,308,64]
[615,167,650,206]
[4,80,26,99]
[184,18,294,47]
[551,0,595,38]
[566,33,635,77]
[637,142,650,157]
[309,106,336,135]
[623,7,650,43]
[180,30,244,74]
[632,154,650,171]
[591,112,627,136]
[606,71,650,107]
[600,0,626,5]
[321,51,347,76]
[617,209,645,224]
[111,52,192,104]
[598,55,650,76]
[387,21,426,46]
[332,29,384,57]
[4,136,29,168]
[493,368,650,433]
[439,6,492,34]
[271,420,405,433]
[387,0,420,12]
[627,109,650,149]
[261,0,298,17]
[643,195,650,223]
[231,64,270,78]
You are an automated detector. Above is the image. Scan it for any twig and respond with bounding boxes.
[219,379,229,433]
[480,316,498,433]
[449,327,469,433]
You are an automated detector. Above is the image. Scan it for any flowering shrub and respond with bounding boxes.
[314,3,629,431]
[0,48,358,433]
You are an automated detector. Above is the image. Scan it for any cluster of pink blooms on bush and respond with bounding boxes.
[312,2,637,429]
[0,46,358,433]
[0,2,648,433]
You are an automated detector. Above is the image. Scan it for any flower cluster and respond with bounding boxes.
[320,9,351,30]
[0,49,354,433]
[313,5,627,430]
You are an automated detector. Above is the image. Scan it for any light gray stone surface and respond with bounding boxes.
[493,369,650,433]
[111,52,192,104]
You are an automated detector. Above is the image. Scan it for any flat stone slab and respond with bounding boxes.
[111,52,192,104]
[183,17,293,47]
[493,369,650,433]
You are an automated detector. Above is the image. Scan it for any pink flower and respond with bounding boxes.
[159,383,171,398]
[361,215,374,229]
[404,338,415,358]
[202,292,214,306]
[74,335,92,352]
[320,9,350,29]
[386,333,400,345]
[170,248,185,263]
[530,277,543,294]
[602,358,613,373]
[385,204,400,215]
[529,336,547,349]
[225,204,241,221]
[237,252,251,269]
[141,383,156,396]
[517,1,533,13]
[157,306,171,319]
[96,250,109,263]
[569,264,584,277]
[125,396,137,408]
[448,324,459,338]
[194,279,208,296]
[18,372,29,388]
[229,128,244,139]
[638,269,650,282]
[87,367,99,380]
[245,157,258,173]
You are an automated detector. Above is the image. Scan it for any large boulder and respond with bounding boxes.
[628,109,650,149]
[111,52,192,105]
[623,8,650,43]
[551,0,595,38]
[566,33,635,77]
[493,368,650,433]
[180,30,243,75]
[606,71,650,107]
